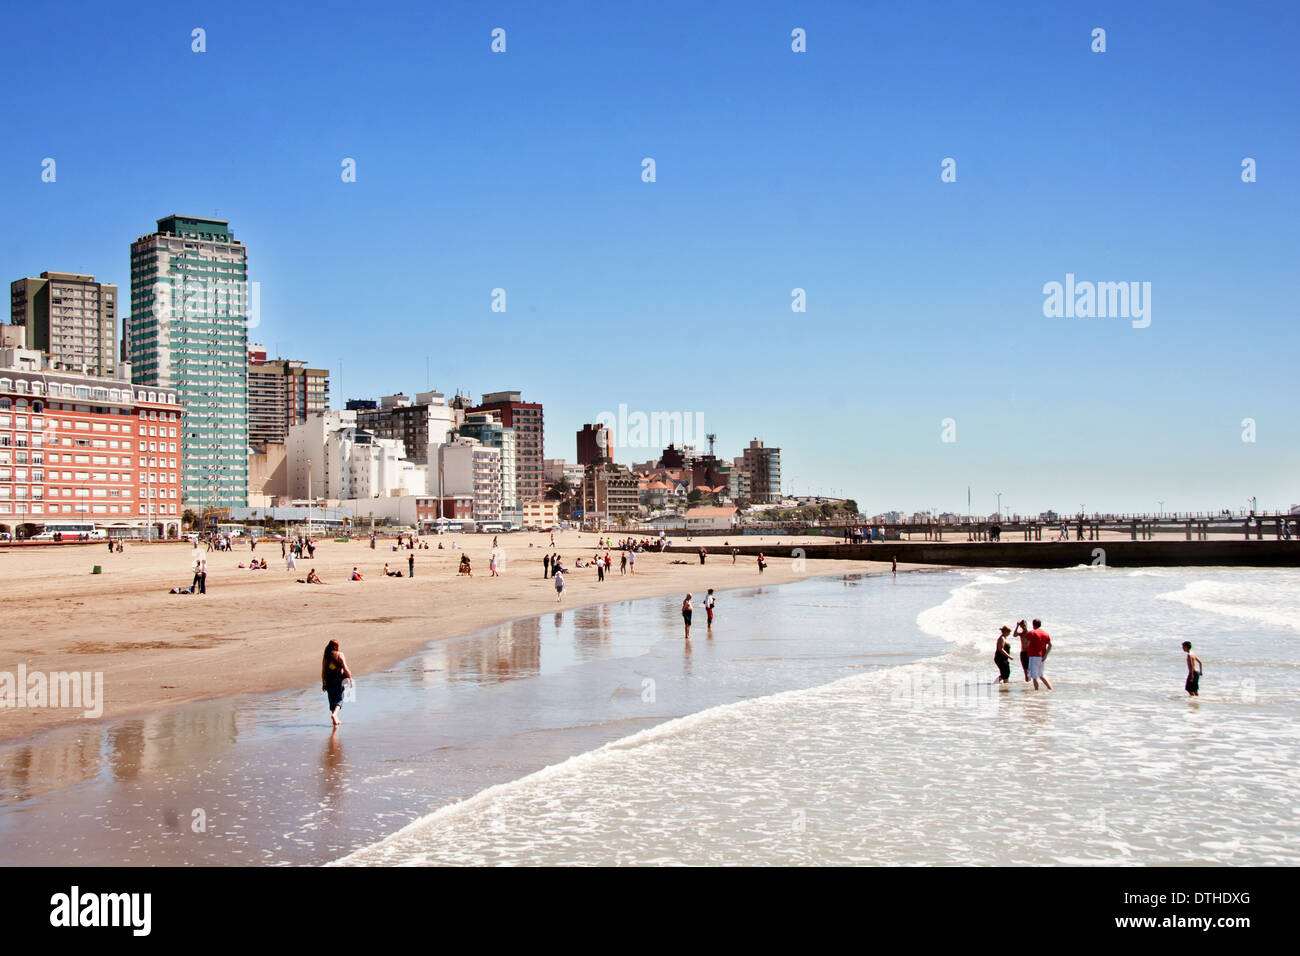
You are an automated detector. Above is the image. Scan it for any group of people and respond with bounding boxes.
[680,589,717,639]
[993,620,1206,696]
[993,619,1053,690]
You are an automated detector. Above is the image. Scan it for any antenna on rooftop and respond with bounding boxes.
[706,432,716,456]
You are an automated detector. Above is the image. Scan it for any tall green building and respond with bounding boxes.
[126,215,249,509]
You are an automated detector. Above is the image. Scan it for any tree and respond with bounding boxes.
[687,488,705,504]
[843,499,859,516]
[734,495,752,513]
[182,508,199,531]
[547,477,573,501]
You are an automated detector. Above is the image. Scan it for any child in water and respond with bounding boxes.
[1183,641,1202,697]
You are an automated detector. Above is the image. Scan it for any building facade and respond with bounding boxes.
[9,272,119,377]
[247,347,330,447]
[0,349,182,538]
[470,391,543,503]
[355,391,456,465]
[738,439,782,503]
[126,215,249,510]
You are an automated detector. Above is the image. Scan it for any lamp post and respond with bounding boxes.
[995,491,1002,521]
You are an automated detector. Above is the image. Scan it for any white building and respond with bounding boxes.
[435,437,502,520]
[289,410,425,501]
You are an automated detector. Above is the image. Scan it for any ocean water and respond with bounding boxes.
[338,567,1300,866]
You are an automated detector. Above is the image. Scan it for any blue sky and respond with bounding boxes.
[2,0,1297,515]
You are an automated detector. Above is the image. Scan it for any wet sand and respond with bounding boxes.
[0,531,909,743]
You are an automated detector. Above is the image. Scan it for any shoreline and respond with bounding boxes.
[0,532,936,746]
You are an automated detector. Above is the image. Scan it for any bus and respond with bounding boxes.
[33,522,107,541]
[475,520,512,534]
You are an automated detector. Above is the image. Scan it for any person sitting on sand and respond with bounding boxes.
[305,568,323,584]
[459,553,472,576]
[350,566,364,581]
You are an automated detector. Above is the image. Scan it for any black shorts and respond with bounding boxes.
[326,685,345,709]
[1019,651,1030,673]
[996,658,1011,680]
[683,610,692,625]
[1186,673,1200,693]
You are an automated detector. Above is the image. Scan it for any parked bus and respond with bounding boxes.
[33,522,107,540]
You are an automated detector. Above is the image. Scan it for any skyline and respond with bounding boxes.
[3,1,1297,515]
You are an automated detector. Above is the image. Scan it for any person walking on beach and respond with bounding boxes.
[191,553,207,595]
[699,546,707,565]
[286,548,297,572]
[620,552,628,575]
[705,589,716,630]
[554,567,565,602]
[408,552,415,579]
[732,548,738,565]
[757,553,766,574]
[682,593,693,639]
[321,640,352,728]
[544,552,551,578]
[1183,641,1202,697]
[604,551,612,577]
[891,555,897,576]
[994,626,1013,683]
[629,551,636,574]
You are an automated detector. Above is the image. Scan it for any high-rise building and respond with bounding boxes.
[459,411,517,517]
[246,346,330,447]
[737,439,782,503]
[126,215,249,509]
[10,272,119,377]
[355,391,455,465]
[576,423,611,467]
[471,391,543,502]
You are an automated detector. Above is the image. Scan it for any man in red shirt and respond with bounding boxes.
[1025,618,1053,690]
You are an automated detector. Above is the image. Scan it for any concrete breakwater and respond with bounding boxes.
[666,539,1300,569]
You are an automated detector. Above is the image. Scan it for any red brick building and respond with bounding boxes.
[0,356,184,538]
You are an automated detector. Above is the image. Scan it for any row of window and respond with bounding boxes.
[0,503,179,515]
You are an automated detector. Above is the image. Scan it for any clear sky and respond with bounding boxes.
[2,0,1296,516]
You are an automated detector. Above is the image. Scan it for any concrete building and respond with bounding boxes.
[685,505,738,532]
[522,499,560,529]
[436,438,502,520]
[736,438,782,503]
[581,462,640,527]
[459,411,518,518]
[544,458,585,488]
[355,391,456,465]
[247,346,330,447]
[576,422,611,467]
[9,272,119,377]
[248,441,288,506]
[0,348,182,538]
[471,391,543,503]
[286,410,422,501]
[126,215,249,509]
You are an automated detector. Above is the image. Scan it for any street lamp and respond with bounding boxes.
[995,491,1002,520]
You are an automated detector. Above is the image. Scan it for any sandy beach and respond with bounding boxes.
[0,531,902,744]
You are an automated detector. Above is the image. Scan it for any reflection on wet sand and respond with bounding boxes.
[0,700,241,806]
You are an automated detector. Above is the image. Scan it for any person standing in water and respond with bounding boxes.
[994,626,1013,683]
[321,640,352,728]
[682,593,693,640]
[1183,641,1202,697]
[891,555,897,576]
[705,589,716,630]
